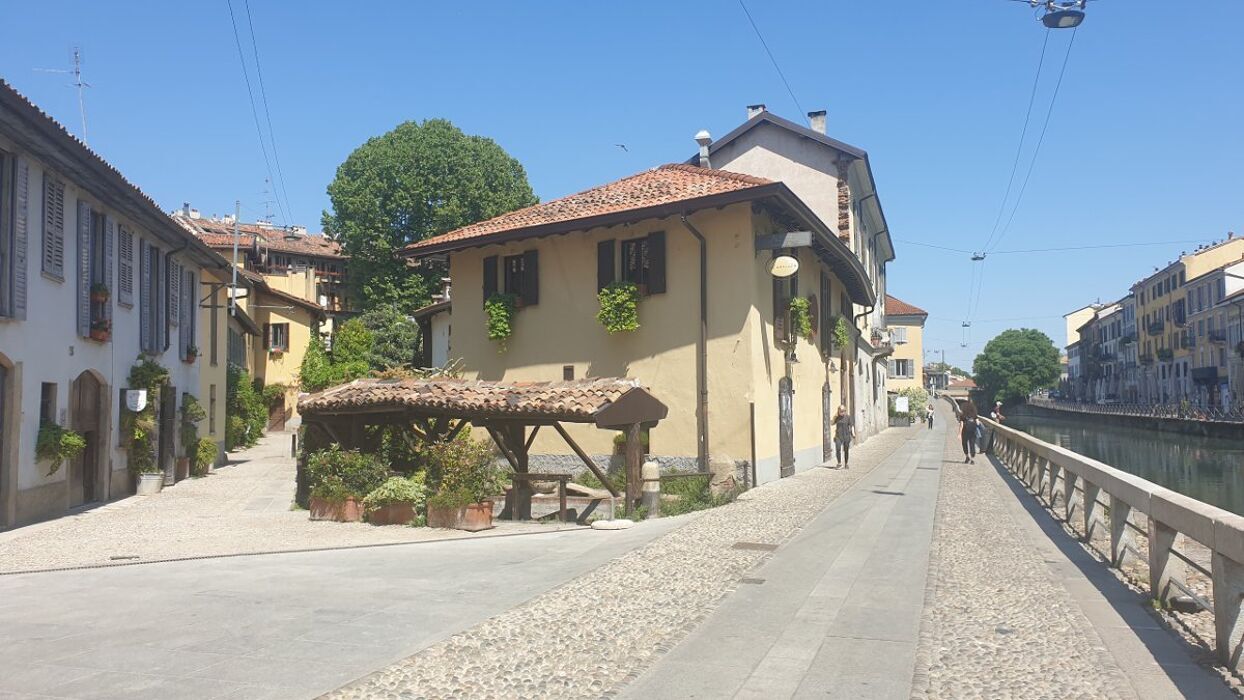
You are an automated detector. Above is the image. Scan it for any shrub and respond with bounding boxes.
[363,474,428,514]
[425,437,507,504]
[788,297,813,342]
[831,316,851,350]
[35,422,86,476]
[193,438,217,477]
[484,293,516,343]
[180,393,206,458]
[306,445,390,501]
[124,356,168,474]
[596,281,641,333]
[427,488,474,510]
[226,366,266,450]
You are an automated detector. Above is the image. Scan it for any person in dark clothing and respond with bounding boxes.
[958,400,979,463]
[926,406,934,430]
[833,405,855,468]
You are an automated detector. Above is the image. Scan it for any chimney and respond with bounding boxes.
[694,130,713,169]
[182,202,191,217]
[747,104,766,119]
[807,110,827,134]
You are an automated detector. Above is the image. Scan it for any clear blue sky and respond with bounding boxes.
[3,1,1241,369]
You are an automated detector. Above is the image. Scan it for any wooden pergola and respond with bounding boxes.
[296,377,668,517]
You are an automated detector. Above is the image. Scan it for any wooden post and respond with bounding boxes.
[625,422,642,510]
[511,424,532,521]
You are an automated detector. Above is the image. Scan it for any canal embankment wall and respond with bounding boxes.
[1014,403,1244,441]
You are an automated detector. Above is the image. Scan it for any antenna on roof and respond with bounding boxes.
[259,179,276,224]
[35,47,91,145]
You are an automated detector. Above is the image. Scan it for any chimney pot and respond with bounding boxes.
[694,130,713,169]
[807,110,827,134]
[747,104,766,119]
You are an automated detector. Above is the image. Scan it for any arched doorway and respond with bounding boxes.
[70,370,108,507]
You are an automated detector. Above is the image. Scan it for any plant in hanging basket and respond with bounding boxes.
[484,293,517,344]
[831,316,852,350]
[269,348,285,359]
[597,281,641,333]
[89,319,112,342]
[788,297,813,342]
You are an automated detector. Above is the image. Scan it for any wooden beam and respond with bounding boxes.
[552,422,620,498]
[524,425,541,452]
[443,419,468,443]
[486,426,521,471]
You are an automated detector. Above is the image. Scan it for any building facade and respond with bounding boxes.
[0,81,223,527]
[884,295,927,393]
[1185,261,1244,409]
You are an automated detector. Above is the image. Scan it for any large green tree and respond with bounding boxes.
[973,328,1061,404]
[357,306,419,371]
[323,119,537,312]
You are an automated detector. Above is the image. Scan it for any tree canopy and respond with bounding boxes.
[323,119,537,313]
[973,328,1061,404]
[357,306,420,371]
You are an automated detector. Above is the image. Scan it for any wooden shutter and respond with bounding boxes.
[76,200,91,337]
[646,231,666,294]
[887,359,896,376]
[168,259,181,327]
[482,255,497,304]
[521,250,538,305]
[597,239,615,291]
[157,250,168,351]
[41,173,65,280]
[772,275,785,346]
[12,157,28,320]
[263,323,272,350]
[187,270,197,355]
[819,270,830,353]
[209,285,219,365]
[139,239,151,350]
[117,226,134,307]
[103,215,114,325]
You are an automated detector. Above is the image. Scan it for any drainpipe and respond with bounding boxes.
[680,214,709,472]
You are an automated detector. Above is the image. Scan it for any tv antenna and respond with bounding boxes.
[35,47,91,145]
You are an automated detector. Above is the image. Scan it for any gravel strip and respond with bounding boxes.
[324,428,919,700]
[912,416,1134,700]
[0,432,567,574]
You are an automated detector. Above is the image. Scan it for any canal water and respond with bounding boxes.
[1007,411,1244,516]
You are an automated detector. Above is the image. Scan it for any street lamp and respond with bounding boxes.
[1042,8,1085,28]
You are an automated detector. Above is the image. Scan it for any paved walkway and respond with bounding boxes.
[624,403,1233,699]
[0,429,566,574]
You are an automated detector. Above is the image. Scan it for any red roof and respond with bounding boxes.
[404,164,773,253]
[176,216,345,259]
[885,294,927,317]
[948,377,977,389]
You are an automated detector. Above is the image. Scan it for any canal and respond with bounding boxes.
[1007,410,1244,516]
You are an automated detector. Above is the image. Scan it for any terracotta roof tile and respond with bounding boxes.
[404,164,774,253]
[299,377,646,420]
[948,377,977,389]
[176,217,345,259]
[885,294,927,317]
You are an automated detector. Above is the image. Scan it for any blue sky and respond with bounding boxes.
[2,1,1241,369]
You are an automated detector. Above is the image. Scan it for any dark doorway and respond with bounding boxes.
[70,371,104,506]
[779,377,794,478]
[822,381,833,462]
[158,385,176,486]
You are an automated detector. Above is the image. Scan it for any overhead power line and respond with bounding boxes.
[242,0,295,225]
[738,0,805,120]
[226,0,288,226]
[897,238,1216,256]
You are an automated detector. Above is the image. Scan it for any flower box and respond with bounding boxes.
[367,502,416,526]
[427,500,494,531]
[309,496,362,522]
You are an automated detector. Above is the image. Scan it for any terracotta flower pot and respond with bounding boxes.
[426,503,463,529]
[309,496,362,522]
[367,502,415,526]
[175,457,190,482]
[89,328,110,342]
[461,501,494,532]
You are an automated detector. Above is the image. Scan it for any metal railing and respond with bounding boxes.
[979,409,1244,671]
[1028,397,1244,423]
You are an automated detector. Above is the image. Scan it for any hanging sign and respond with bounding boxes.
[768,255,800,278]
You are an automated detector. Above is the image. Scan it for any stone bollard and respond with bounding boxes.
[641,460,661,518]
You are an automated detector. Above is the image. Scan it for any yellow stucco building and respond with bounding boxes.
[403,164,876,485]
[884,295,927,392]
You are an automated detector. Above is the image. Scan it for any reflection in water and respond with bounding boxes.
[1008,412,1244,516]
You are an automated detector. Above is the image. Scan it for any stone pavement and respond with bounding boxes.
[0,428,568,574]
[0,516,688,699]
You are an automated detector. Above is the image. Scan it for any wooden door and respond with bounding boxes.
[779,377,794,478]
[159,386,176,486]
[71,371,102,506]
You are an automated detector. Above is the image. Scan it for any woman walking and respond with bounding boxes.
[833,405,855,468]
[959,400,979,463]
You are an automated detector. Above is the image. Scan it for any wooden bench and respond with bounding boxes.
[505,472,573,523]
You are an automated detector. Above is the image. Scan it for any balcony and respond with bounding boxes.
[1119,333,1137,346]
[1182,332,1196,349]
[1157,348,1174,362]
[1147,320,1165,336]
[1140,353,1155,365]
[1209,329,1227,344]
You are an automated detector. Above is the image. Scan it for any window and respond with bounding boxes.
[41,174,65,280]
[87,209,110,335]
[501,250,539,305]
[892,359,913,378]
[265,322,290,352]
[772,259,797,345]
[599,232,666,295]
[40,382,57,424]
[209,384,217,435]
[892,326,908,344]
[117,226,134,306]
[139,239,165,353]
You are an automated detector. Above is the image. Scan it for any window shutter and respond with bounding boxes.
[76,200,91,337]
[187,270,197,354]
[168,259,181,327]
[117,226,134,306]
[158,251,169,351]
[597,239,615,291]
[521,250,538,305]
[646,231,666,294]
[139,239,151,350]
[819,270,830,353]
[179,268,192,359]
[103,215,114,325]
[12,157,28,320]
[888,359,896,376]
[482,255,497,304]
[263,323,272,350]
[41,173,65,280]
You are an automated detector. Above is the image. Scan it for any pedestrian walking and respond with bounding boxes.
[959,400,979,464]
[985,400,1005,453]
[833,405,855,468]
[926,405,934,430]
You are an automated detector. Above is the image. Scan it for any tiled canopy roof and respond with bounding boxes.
[885,294,927,317]
[177,217,345,259]
[404,164,773,253]
[299,378,664,425]
[948,377,977,389]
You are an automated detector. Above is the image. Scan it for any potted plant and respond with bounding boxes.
[123,356,169,493]
[306,445,389,522]
[35,422,86,476]
[193,437,217,477]
[363,473,427,526]
[424,437,507,531]
[269,348,285,359]
[788,297,813,343]
[89,319,111,342]
[90,282,110,304]
[184,345,199,363]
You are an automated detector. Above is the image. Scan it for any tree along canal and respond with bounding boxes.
[1007,410,1244,516]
